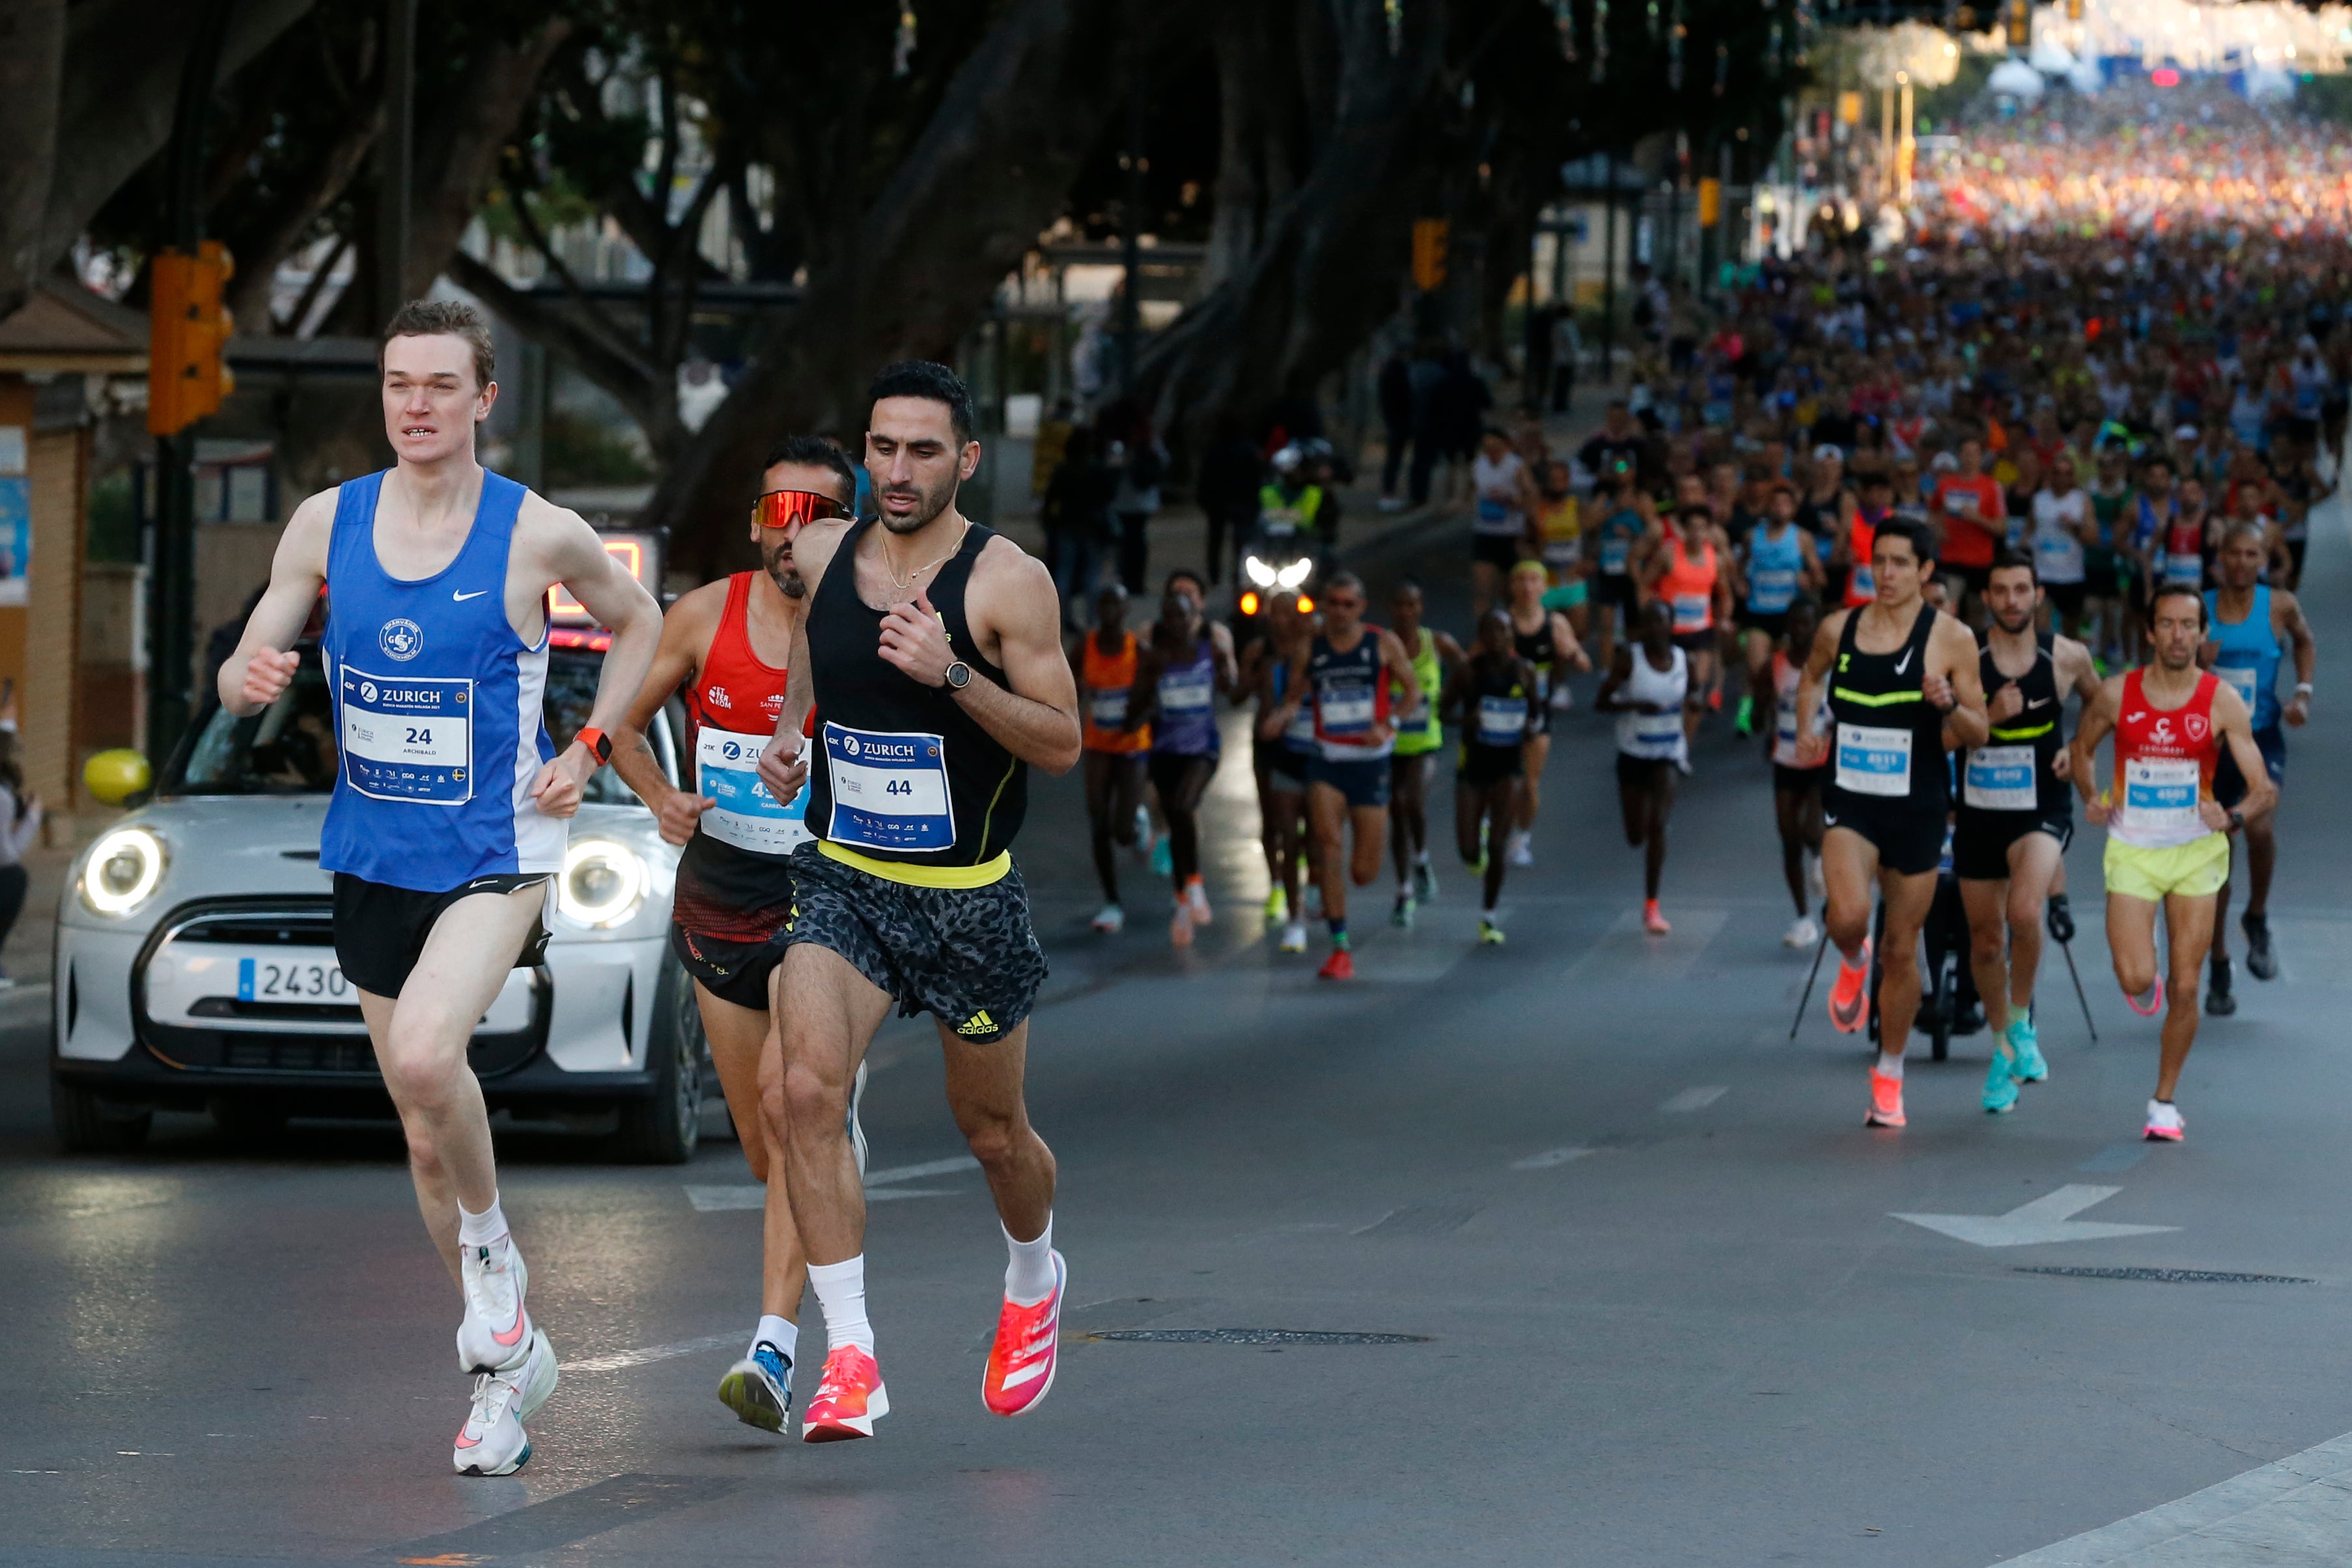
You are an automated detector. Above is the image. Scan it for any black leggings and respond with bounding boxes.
[0,863,27,972]
[1149,752,1218,887]
[1083,751,1147,903]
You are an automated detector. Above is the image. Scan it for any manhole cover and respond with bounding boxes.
[1087,1328,1432,1346]
[2015,1267,2314,1285]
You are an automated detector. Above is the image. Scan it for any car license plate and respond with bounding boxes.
[238,955,348,1002]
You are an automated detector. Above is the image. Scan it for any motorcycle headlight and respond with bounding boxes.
[80,826,167,916]
[557,838,647,928]
[1276,557,1313,589]
[1243,554,1278,587]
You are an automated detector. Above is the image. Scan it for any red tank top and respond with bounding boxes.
[2111,667,2222,848]
[688,572,791,740]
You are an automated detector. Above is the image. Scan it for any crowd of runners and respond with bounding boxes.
[212,86,2336,1477]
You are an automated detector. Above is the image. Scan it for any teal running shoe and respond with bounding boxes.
[1981,1048,2019,1114]
[2008,1016,2047,1083]
[1150,837,1173,878]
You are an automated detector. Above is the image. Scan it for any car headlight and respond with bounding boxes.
[1243,553,1278,587]
[557,838,647,928]
[81,826,166,916]
[1274,556,1313,589]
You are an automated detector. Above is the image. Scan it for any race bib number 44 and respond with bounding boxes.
[340,668,472,804]
[823,723,955,852]
[1836,721,1912,797]
[697,727,809,856]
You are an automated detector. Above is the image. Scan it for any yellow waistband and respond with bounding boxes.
[819,841,1011,888]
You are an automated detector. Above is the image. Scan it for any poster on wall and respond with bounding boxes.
[0,427,25,608]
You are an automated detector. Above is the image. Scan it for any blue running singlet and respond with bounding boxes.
[318,469,563,891]
[2204,585,2284,730]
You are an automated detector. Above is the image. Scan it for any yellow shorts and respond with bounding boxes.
[2103,833,2230,903]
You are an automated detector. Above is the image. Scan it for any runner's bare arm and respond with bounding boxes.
[1792,610,1843,764]
[2278,589,2316,726]
[2207,682,2277,826]
[1593,645,1637,712]
[521,499,664,819]
[1928,613,1990,749]
[755,518,850,802]
[1263,646,1310,740]
[1550,613,1593,672]
[1800,529,1825,591]
[882,544,1080,774]
[1379,628,1423,717]
[218,490,335,717]
[2071,676,2123,820]
[2049,634,2099,778]
[614,583,723,846]
[1209,619,1240,694]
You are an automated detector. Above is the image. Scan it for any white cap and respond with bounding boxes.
[1812,443,1843,463]
[2172,423,2200,441]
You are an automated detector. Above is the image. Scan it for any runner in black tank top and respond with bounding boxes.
[756,364,1082,1442]
[1953,555,2101,1114]
[1793,517,1988,1130]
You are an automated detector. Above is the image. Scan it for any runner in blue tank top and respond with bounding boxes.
[216,301,661,1479]
[1734,483,1823,738]
[1134,573,1237,947]
[2200,522,2317,1009]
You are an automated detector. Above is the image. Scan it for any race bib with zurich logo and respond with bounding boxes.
[822,723,955,852]
[339,667,472,804]
[697,726,809,855]
[1835,721,1912,797]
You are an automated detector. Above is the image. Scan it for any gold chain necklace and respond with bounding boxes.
[882,520,968,594]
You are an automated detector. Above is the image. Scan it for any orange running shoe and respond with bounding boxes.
[1317,946,1354,980]
[1866,1069,1906,1128]
[1828,937,1872,1033]
[1643,899,1670,935]
[800,1345,888,1442]
[983,1250,1067,1418]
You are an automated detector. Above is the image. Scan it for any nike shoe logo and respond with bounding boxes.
[455,589,490,602]
[1893,648,1916,675]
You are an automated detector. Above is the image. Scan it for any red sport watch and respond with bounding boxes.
[575,726,613,767]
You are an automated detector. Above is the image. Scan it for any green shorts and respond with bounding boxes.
[1542,580,1588,611]
[2103,833,2229,902]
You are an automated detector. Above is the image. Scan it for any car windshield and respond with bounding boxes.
[166,646,669,804]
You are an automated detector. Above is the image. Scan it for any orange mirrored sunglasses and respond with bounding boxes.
[751,489,851,529]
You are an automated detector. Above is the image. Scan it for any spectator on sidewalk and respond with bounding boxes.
[0,725,42,987]
[1196,417,1265,585]
[1378,349,1414,512]
[1551,309,1582,413]
[1105,400,1169,595]
[1043,425,1117,628]
[1407,342,1446,507]
[1434,350,1493,501]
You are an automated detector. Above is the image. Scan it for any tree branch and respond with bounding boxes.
[444,247,658,428]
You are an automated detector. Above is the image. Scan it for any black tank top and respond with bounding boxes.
[803,518,1026,867]
[1962,629,2069,818]
[1827,600,1947,809]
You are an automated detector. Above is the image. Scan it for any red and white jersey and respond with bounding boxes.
[2110,668,2222,849]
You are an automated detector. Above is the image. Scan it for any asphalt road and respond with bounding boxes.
[7,499,2352,1568]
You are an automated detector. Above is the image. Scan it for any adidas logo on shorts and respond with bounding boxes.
[957,1009,997,1037]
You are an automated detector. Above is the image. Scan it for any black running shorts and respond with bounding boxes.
[331,872,550,1000]
[1952,810,2071,882]
[781,842,1048,1044]
[1772,762,1824,796]
[672,921,787,1012]
[1821,786,1946,876]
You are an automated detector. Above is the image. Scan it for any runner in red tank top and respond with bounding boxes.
[2070,584,2274,1144]
[613,437,860,1436]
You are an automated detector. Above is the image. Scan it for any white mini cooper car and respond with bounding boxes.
[49,636,712,1162]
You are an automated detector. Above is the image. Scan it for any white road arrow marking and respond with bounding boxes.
[1891,1184,2179,1248]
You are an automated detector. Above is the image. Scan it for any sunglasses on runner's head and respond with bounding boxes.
[751,490,850,529]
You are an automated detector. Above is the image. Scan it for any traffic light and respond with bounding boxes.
[1698,177,1722,227]
[148,240,234,437]
[1411,219,1449,292]
[2004,0,2031,48]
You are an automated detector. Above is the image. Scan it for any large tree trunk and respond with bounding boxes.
[639,0,1203,575]
[402,18,572,304]
[0,0,66,322]
[1133,0,1454,456]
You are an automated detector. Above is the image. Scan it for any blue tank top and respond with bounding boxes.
[2204,585,2283,731]
[318,469,561,891]
[1152,636,1220,757]
[1746,522,1804,613]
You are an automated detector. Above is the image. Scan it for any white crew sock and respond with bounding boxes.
[456,1195,507,1248]
[1005,1216,1056,1306]
[807,1257,874,1354]
[1876,1052,1905,1081]
[753,1313,799,1364]
[2130,981,2160,1010]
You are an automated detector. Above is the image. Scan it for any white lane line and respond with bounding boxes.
[560,1332,739,1374]
[1659,1085,1728,1113]
[1995,1429,2352,1565]
[1510,1146,1595,1170]
[686,1155,981,1212]
[1892,1185,2176,1248]
[1562,906,1731,985]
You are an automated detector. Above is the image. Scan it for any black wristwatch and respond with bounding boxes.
[943,660,972,691]
[2228,807,2246,831]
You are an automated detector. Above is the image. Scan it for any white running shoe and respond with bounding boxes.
[1090,903,1125,934]
[1184,876,1213,926]
[2144,1099,2186,1142]
[1783,916,1821,949]
[848,1058,869,1177]
[1805,852,1826,904]
[1302,880,1323,919]
[1278,919,1309,954]
[1505,831,1534,868]
[456,1236,533,1374]
[1170,903,1195,948]
[453,1326,556,1476]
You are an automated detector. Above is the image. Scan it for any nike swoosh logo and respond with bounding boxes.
[2024,697,2052,709]
[1893,649,1915,674]
[454,589,490,602]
